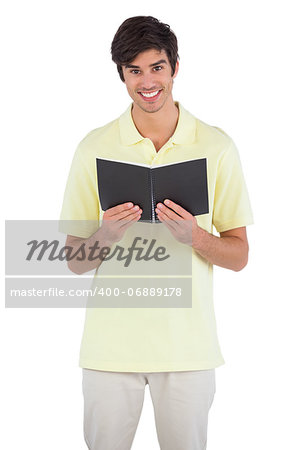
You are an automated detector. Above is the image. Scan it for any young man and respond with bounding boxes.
[59,16,254,450]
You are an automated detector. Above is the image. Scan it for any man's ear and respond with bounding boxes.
[120,65,126,82]
[173,59,179,79]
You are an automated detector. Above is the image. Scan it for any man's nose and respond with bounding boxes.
[140,73,157,90]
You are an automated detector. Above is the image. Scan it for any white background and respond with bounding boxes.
[1,0,300,449]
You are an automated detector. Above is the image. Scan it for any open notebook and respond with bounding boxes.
[96,158,209,223]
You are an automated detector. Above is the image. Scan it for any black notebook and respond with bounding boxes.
[96,158,209,223]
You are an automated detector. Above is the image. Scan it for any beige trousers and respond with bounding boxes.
[82,368,216,450]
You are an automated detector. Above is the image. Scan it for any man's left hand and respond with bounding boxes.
[155,199,200,246]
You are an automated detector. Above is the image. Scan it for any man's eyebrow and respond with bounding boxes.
[124,59,168,69]
[149,59,168,67]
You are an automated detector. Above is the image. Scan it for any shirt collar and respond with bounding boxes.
[118,101,197,146]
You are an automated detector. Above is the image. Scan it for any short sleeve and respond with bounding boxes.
[212,139,254,233]
[58,143,100,238]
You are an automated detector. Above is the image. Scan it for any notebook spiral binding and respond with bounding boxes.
[150,169,156,223]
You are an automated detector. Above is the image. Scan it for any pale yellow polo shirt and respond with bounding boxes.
[59,101,254,372]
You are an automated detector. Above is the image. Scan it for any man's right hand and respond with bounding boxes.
[100,202,143,245]
[65,202,142,275]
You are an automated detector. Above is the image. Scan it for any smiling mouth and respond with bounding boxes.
[138,89,163,101]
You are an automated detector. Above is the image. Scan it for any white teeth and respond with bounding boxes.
[140,90,160,98]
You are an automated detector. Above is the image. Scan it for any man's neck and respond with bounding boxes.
[131,98,179,151]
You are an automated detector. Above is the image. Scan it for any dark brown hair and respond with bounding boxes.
[111,16,179,82]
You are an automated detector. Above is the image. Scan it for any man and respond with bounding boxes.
[59,16,254,450]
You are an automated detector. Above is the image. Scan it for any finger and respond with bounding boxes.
[163,199,192,219]
[105,204,141,221]
[114,207,142,225]
[156,209,177,232]
[157,211,193,244]
[105,202,135,218]
[156,202,184,224]
[157,207,193,235]
[115,206,142,222]
[119,210,142,230]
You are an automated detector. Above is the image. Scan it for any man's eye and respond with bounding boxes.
[130,70,140,74]
[153,66,163,71]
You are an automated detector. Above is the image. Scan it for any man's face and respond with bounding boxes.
[122,48,179,114]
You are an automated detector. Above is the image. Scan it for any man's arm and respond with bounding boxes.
[192,226,249,272]
[65,229,113,275]
[155,200,249,272]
